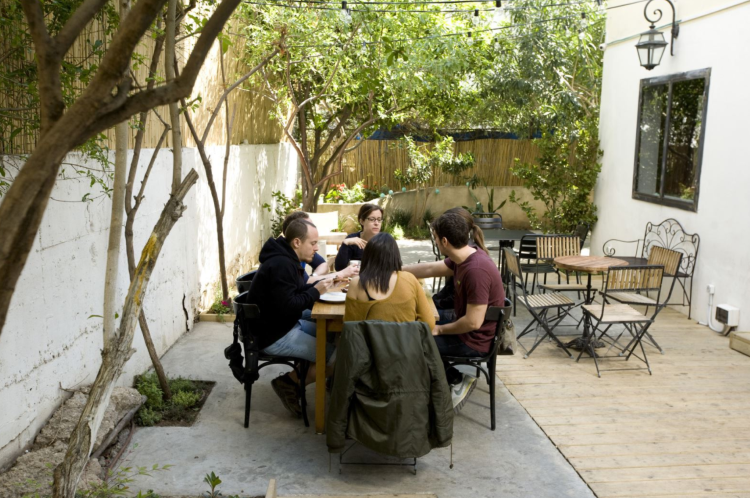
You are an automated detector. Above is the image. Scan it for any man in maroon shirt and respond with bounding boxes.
[404,211,506,412]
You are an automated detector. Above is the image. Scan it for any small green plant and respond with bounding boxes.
[136,375,164,410]
[390,209,413,228]
[203,472,222,498]
[404,225,430,240]
[171,390,201,409]
[324,181,366,203]
[335,214,354,232]
[135,374,207,426]
[465,183,507,215]
[362,183,387,201]
[210,298,231,316]
[422,209,434,226]
[136,407,162,427]
[168,377,197,394]
[77,464,171,498]
[263,190,300,237]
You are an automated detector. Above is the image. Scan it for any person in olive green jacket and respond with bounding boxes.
[326,320,454,458]
[326,233,453,458]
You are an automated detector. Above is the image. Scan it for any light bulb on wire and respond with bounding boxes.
[492,0,505,27]
[472,8,480,27]
[340,0,351,25]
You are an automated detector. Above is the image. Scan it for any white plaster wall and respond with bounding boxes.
[193,144,299,309]
[592,2,750,327]
[0,143,298,469]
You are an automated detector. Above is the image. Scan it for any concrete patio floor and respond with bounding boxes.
[118,239,595,498]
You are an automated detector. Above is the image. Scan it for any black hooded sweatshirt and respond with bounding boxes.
[247,236,320,350]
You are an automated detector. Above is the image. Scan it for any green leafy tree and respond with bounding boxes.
[237,2,483,210]
[509,121,601,233]
[469,0,605,136]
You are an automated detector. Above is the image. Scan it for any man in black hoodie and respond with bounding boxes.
[247,219,333,416]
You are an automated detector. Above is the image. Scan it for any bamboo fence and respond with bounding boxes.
[1,12,282,155]
[324,138,538,189]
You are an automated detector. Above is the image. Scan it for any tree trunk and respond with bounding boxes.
[103,0,131,349]
[124,127,173,400]
[165,0,182,195]
[188,127,229,299]
[52,169,199,498]
[0,0,244,337]
[302,189,317,212]
[103,117,127,348]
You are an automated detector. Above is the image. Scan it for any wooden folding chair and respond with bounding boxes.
[504,247,574,359]
[581,265,666,377]
[605,247,683,354]
[536,235,588,294]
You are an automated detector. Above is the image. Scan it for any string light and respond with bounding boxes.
[340,0,352,23]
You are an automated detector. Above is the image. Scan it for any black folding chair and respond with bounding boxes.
[504,247,574,359]
[236,270,257,294]
[442,298,512,431]
[232,290,311,427]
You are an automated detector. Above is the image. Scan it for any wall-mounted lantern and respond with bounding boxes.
[636,0,679,70]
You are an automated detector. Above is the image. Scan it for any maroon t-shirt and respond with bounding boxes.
[444,249,506,353]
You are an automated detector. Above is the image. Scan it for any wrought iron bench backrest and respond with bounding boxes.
[641,219,700,277]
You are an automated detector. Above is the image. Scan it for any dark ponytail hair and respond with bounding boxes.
[359,233,402,293]
[443,207,489,255]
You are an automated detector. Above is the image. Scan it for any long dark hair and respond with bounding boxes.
[444,207,489,255]
[359,233,402,293]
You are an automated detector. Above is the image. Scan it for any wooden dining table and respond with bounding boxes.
[310,285,439,434]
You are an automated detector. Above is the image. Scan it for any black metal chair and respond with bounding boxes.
[236,270,257,294]
[442,298,512,431]
[233,290,311,428]
[574,224,590,250]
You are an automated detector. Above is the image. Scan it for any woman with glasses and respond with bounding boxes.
[344,232,435,329]
[334,203,384,271]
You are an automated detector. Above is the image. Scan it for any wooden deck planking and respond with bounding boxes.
[497,307,750,498]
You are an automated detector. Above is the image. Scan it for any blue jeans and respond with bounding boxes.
[434,310,483,385]
[263,310,334,364]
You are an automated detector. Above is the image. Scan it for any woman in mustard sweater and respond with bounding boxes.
[344,233,435,329]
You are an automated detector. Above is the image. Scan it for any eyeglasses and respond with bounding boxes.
[365,217,383,223]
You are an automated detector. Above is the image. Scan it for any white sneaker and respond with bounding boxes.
[451,374,477,414]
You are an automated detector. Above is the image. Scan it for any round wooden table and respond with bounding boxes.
[554,255,629,275]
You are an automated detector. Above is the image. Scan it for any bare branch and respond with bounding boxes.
[53,0,111,58]
[221,104,236,219]
[134,126,167,213]
[19,0,52,57]
[74,0,171,106]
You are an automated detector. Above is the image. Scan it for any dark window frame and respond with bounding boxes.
[632,68,711,212]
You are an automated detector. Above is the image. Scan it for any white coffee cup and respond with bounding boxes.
[349,260,361,268]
